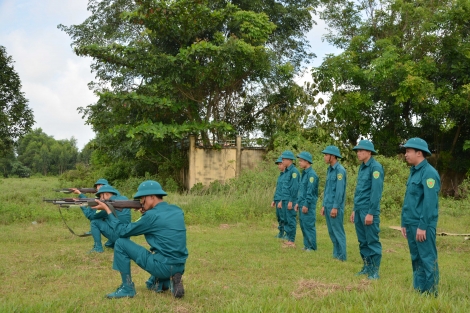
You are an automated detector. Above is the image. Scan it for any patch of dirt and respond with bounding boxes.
[291,279,371,299]
[219,224,230,229]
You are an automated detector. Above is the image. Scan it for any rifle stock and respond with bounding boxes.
[87,200,142,211]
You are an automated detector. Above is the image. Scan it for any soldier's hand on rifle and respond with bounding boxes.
[70,188,81,195]
[91,200,111,214]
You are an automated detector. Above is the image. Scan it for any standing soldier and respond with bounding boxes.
[401,138,440,296]
[279,150,300,248]
[271,156,286,239]
[321,145,347,261]
[295,151,319,251]
[350,140,384,279]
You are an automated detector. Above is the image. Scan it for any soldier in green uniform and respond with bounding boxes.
[84,185,131,253]
[349,140,384,279]
[279,150,300,248]
[321,145,347,261]
[73,178,109,236]
[295,151,319,251]
[93,180,188,299]
[271,156,286,238]
[401,138,440,296]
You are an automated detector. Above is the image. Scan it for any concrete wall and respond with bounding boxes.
[186,136,266,189]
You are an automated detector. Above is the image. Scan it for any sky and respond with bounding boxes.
[0,0,341,150]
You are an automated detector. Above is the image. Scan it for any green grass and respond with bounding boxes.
[0,177,469,312]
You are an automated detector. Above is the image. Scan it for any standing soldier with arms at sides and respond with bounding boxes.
[271,156,287,239]
[278,150,300,248]
[349,140,384,279]
[401,138,440,296]
[295,151,319,251]
[93,180,188,299]
[321,146,347,261]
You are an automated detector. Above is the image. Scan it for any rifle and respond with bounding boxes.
[43,198,97,204]
[53,188,97,194]
[42,198,141,238]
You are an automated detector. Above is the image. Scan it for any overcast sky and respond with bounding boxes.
[0,0,340,150]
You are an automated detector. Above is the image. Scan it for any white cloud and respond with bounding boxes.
[0,0,95,149]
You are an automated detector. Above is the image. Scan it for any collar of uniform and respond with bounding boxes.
[286,163,296,172]
[411,159,428,172]
[303,166,312,174]
[331,162,339,170]
[363,157,374,167]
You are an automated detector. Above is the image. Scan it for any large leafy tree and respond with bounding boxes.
[314,0,470,173]
[17,128,79,175]
[59,0,319,179]
[0,46,35,156]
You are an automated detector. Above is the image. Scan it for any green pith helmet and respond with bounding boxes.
[275,156,283,164]
[281,150,296,160]
[94,178,109,188]
[95,184,118,197]
[321,145,342,158]
[297,151,313,164]
[402,137,431,156]
[353,140,377,155]
[133,180,167,199]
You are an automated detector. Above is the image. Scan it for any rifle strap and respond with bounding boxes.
[58,206,91,237]
[106,202,118,218]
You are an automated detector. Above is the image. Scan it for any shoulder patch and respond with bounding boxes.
[337,173,343,180]
[426,178,436,188]
[292,173,297,178]
[373,171,380,179]
[309,177,314,183]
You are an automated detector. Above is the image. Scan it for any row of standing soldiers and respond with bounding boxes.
[272,138,440,296]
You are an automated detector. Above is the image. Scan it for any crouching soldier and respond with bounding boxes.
[74,184,131,253]
[93,180,188,299]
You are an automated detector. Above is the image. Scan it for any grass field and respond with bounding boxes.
[0,177,469,312]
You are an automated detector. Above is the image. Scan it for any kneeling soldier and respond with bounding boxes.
[93,180,189,299]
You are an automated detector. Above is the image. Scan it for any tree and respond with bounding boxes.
[314,0,470,173]
[17,128,79,175]
[0,46,35,157]
[59,0,321,182]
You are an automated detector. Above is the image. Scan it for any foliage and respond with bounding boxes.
[58,0,321,182]
[314,0,470,173]
[0,46,35,157]
[17,128,79,176]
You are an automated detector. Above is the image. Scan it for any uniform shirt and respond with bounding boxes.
[107,201,189,265]
[80,194,131,223]
[273,171,285,202]
[280,163,300,202]
[296,166,319,209]
[401,159,440,229]
[353,157,384,215]
[322,162,347,210]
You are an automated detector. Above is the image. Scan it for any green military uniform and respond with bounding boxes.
[280,150,300,243]
[322,146,347,261]
[81,185,131,252]
[401,138,440,295]
[105,180,188,299]
[296,152,319,251]
[352,140,384,279]
[273,156,286,238]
